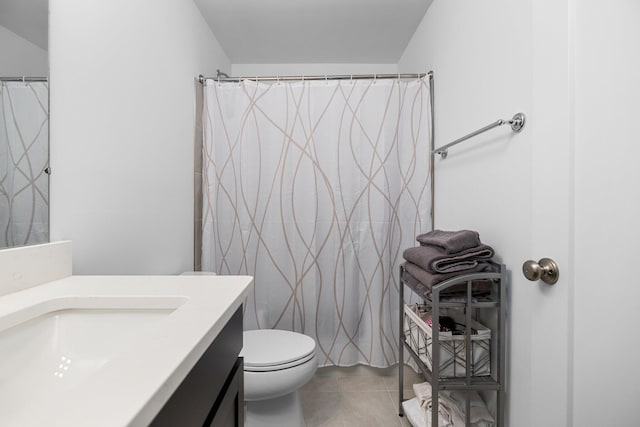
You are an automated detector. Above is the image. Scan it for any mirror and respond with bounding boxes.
[0,0,49,249]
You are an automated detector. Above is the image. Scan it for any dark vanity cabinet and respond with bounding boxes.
[151,306,244,427]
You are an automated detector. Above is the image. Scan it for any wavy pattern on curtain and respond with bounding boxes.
[0,82,49,248]
[202,78,431,367]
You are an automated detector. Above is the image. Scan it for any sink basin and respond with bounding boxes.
[0,297,185,421]
[0,273,252,427]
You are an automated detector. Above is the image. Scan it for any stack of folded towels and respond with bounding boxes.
[402,230,497,298]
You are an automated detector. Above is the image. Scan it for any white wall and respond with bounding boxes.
[49,0,230,274]
[399,1,534,258]
[0,24,48,76]
[231,63,398,77]
[398,1,551,425]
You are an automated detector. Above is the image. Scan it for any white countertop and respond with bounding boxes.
[0,274,253,427]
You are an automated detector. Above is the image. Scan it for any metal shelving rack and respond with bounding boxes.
[398,262,507,426]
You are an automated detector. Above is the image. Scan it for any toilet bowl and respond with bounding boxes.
[242,329,317,427]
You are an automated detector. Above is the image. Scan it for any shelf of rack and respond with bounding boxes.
[398,262,507,427]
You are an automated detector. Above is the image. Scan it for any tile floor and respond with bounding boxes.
[300,365,423,427]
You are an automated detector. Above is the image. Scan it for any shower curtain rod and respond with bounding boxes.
[0,77,48,82]
[198,72,430,84]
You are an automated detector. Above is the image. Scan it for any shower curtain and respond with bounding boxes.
[202,77,431,367]
[0,81,49,248]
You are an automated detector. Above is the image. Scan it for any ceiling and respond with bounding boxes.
[0,0,432,63]
[0,0,48,50]
[194,0,433,64]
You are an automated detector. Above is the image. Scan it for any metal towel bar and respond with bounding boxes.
[433,112,526,159]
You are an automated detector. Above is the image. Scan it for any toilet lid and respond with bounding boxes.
[242,329,316,371]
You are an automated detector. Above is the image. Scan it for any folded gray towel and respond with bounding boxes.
[401,267,433,298]
[416,230,481,254]
[403,261,496,295]
[403,244,494,274]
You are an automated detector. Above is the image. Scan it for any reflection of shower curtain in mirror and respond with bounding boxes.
[0,82,49,248]
[202,78,431,367]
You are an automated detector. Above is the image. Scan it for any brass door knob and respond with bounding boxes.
[522,258,559,285]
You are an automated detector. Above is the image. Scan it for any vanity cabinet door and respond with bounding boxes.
[150,307,242,427]
[207,358,244,427]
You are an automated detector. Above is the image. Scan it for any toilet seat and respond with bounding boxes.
[242,329,316,372]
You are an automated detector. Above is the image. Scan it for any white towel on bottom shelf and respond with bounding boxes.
[411,382,495,427]
[402,397,451,427]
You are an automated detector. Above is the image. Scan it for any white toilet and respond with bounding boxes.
[241,329,317,427]
[179,273,317,425]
